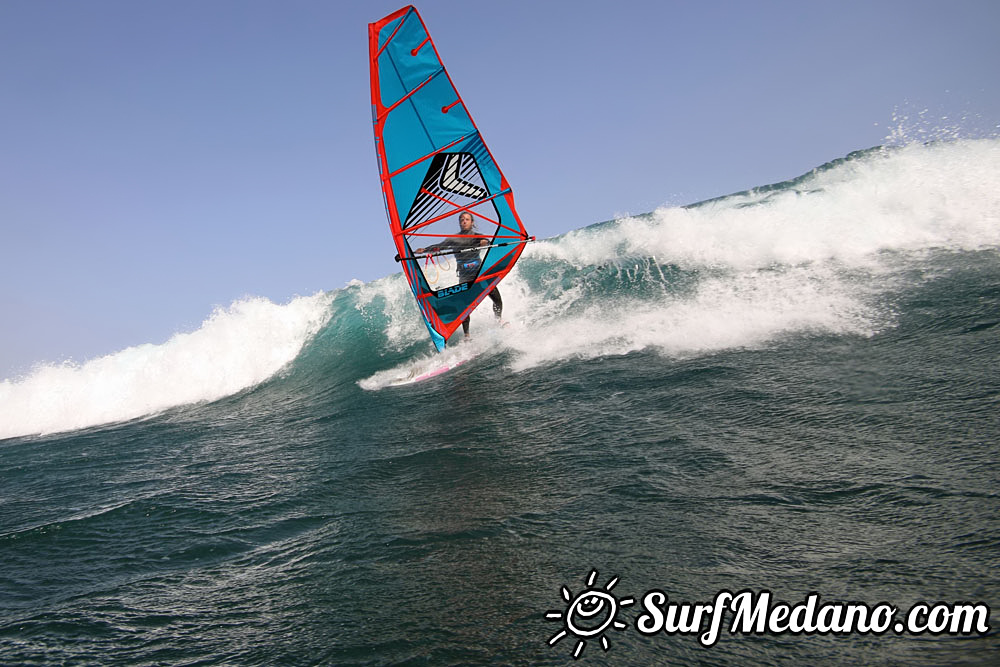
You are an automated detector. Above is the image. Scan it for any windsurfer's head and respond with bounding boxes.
[459,211,475,232]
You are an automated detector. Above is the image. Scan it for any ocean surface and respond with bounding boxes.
[2,139,999,664]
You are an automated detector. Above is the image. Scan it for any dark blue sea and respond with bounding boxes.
[2,139,998,664]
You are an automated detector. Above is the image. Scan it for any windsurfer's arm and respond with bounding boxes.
[417,239,457,255]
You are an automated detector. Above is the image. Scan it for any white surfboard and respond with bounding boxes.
[387,355,471,386]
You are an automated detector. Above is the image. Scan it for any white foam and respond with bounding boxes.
[502,139,1000,369]
[532,140,1000,271]
[0,293,333,439]
[500,265,879,371]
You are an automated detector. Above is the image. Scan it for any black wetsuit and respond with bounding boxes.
[426,231,502,334]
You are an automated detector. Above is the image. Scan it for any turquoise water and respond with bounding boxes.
[2,140,999,664]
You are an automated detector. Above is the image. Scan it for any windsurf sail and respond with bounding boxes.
[368,5,533,351]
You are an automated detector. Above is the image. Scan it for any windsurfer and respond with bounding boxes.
[416,211,503,337]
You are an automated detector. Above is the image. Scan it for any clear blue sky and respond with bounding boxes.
[2,0,998,379]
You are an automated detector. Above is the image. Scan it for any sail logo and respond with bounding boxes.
[545,570,634,660]
[440,153,487,199]
[435,282,469,298]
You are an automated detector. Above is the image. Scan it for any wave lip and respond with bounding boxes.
[0,294,332,440]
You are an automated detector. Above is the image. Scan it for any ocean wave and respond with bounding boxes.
[0,294,332,439]
[4,139,998,438]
